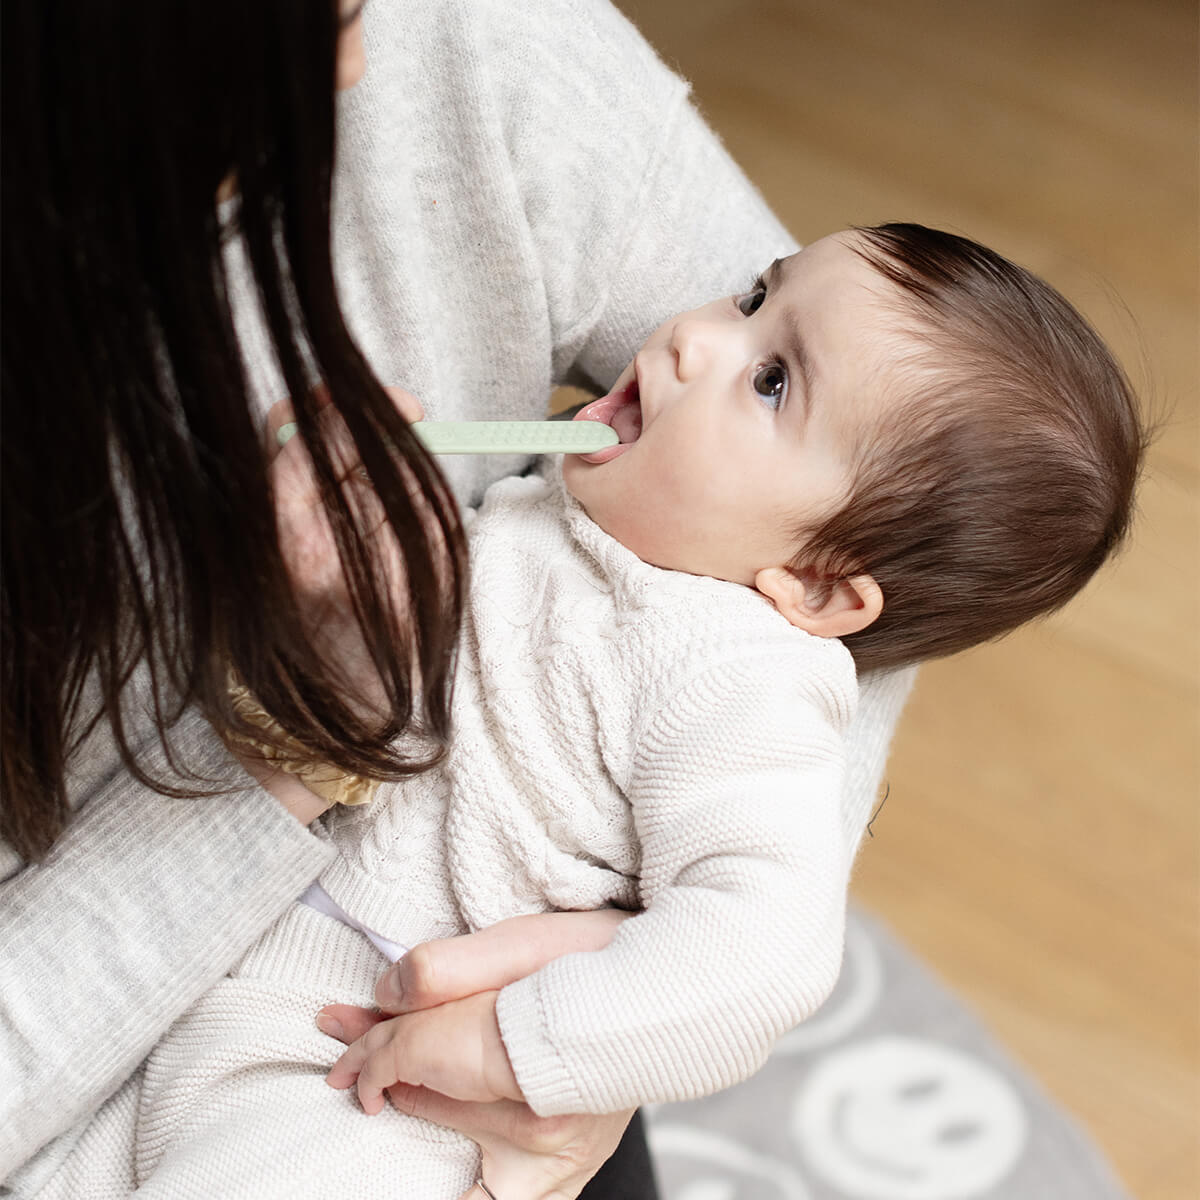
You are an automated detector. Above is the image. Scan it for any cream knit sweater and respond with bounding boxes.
[332,469,866,1113]
[3,0,914,1188]
[27,468,865,1198]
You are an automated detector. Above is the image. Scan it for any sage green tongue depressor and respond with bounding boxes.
[411,420,619,455]
[275,420,619,456]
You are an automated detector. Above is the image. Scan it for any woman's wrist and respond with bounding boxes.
[229,746,333,826]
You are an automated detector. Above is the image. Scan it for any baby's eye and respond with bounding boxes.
[753,361,787,410]
[736,280,767,316]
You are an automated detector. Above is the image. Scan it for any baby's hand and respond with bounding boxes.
[325,990,522,1115]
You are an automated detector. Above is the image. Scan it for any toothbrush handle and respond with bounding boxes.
[413,421,618,455]
[275,420,618,457]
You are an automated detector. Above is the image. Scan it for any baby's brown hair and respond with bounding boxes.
[796,223,1145,673]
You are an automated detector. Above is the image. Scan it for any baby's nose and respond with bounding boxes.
[669,316,717,381]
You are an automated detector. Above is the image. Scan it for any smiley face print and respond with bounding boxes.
[792,1036,1028,1199]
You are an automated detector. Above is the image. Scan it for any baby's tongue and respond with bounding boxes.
[573,395,619,426]
[572,386,642,443]
[610,399,643,444]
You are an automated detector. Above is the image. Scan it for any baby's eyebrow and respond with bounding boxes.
[765,257,814,423]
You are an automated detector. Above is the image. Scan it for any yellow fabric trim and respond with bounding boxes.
[225,681,379,808]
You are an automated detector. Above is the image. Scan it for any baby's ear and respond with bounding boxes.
[754,565,883,638]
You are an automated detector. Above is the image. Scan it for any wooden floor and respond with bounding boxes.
[612,2,1199,1195]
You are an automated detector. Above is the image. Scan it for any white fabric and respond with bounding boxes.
[328,466,865,1116]
[30,467,865,1196]
[298,881,411,962]
[3,0,915,1187]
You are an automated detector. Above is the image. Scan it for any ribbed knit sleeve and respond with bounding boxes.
[477,0,799,397]
[0,710,334,1178]
[563,96,800,396]
[497,645,856,1115]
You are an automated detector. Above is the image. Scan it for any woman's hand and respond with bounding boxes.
[265,386,424,721]
[388,1083,633,1200]
[317,910,636,1200]
[222,386,425,823]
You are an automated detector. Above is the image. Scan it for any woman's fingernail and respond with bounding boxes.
[316,1014,344,1040]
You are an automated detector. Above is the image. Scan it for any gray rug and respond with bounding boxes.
[645,907,1132,1200]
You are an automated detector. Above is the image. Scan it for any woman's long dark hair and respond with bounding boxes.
[2,0,467,861]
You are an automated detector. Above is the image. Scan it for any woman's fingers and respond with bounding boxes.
[383,385,425,423]
[375,909,634,1013]
[263,399,297,458]
[262,386,332,460]
[386,1085,634,1200]
[476,1109,634,1200]
[264,384,421,460]
[384,1085,572,1154]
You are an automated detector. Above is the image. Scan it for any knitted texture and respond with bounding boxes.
[125,470,858,1196]
[25,469,867,1196]
[20,907,479,1200]
[4,0,914,1187]
[460,473,858,1115]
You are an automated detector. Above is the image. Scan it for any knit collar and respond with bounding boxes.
[548,456,763,613]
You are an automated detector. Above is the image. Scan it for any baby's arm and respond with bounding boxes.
[331,645,857,1118]
[323,911,635,1114]
[496,647,855,1116]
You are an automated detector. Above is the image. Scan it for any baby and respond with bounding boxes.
[32,225,1143,1198]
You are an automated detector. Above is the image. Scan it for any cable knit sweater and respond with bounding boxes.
[25,467,863,1198]
[3,0,914,1187]
[329,467,864,1115]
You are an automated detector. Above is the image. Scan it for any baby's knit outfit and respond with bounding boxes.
[37,466,861,1199]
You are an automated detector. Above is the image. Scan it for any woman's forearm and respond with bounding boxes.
[0,709,334,1176]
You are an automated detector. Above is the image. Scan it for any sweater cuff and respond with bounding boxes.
[496,973,586,1116]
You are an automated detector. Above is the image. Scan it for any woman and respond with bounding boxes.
[1,0,913,1195]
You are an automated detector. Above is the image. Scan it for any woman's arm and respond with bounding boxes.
[462,0,801,401]
[0,401,388,1176]
[0,376,431,1176]
[0,710,335,1177]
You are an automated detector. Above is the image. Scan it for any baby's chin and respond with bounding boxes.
[561,454,628,544]
[561,452,600,511]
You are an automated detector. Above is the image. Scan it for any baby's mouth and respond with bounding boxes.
[571,378,643,464]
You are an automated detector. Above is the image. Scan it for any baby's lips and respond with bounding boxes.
[574,440,627,465]
[571,397,616,463]
[570,383,636,464]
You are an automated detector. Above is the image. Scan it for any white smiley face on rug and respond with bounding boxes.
[792,1036,1028,1199]
[648,1124,813,1200]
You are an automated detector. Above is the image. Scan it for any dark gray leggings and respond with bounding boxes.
[578,1110,659,1200]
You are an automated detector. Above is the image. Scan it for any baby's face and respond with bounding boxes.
[563,232,921,584]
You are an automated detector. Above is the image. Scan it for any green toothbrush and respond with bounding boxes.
[275,420,618,456]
